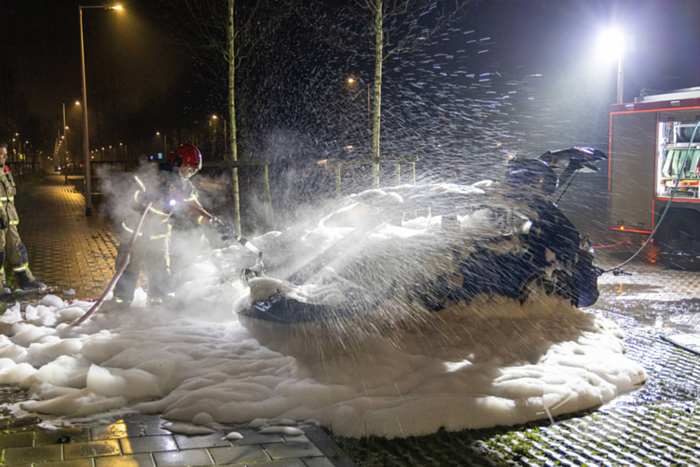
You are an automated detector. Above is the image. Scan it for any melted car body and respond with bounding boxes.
[238,148,606,325]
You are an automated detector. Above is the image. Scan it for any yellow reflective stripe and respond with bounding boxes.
[114,297,124,303]
[0,197,14,202]
[149,206,170,217]
[134,175,146,192]
[0,267,4,274]
[121,222,143,237]
[8,220,18,226]
[12,263,28,272]
[185,194,198,202]
[149,233,170,240]
[134,190,141,203]
[197,215,205,225]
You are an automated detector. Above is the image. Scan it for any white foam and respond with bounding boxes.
[0,184,647,438]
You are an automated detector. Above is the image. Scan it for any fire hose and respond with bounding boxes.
[72,202,153,326]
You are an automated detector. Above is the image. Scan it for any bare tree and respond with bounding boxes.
[305,0,476,187]
[164,0,294,233]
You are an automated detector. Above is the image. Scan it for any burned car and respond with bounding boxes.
[236,148,606,325]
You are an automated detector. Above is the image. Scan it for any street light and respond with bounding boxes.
[211,115,227,156]
[156,132,167,157]
[598,28,627,104]
[347,76,371,130]
[79,3,123,216]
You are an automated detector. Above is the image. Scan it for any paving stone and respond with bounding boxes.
[13,176,118,297]
[264,441,324,460]
[3,444,62,465]
[40,460,93,467]
[0,431,34,449]
[283,434,311,443]
[96,453,156,467]
[174,432,230,450]
[0,416,40,432]
[36,427,90,445]
[123,414,162,423]
[303,458,336,467]
[92,422,144,440]
[142,422,171,437]
[153,448,213,467]
[251,459,307,467]
[64,439,121,459]
[120,435,178,454]
[209,444,269,464]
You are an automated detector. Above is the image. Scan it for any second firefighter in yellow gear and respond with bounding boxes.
[0,143,45,296]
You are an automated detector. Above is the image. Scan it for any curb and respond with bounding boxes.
[302,424,357,467]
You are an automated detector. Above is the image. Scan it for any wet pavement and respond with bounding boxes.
[336,246,700,466]
[0,175,348,467]
[5,175,700,466]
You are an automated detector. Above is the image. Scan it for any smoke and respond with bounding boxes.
[95,162,252,321]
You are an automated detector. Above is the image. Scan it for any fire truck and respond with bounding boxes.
[609,87,700,269]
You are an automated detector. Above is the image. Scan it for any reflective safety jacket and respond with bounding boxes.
[0,166,19,229]
[124,163,210,241]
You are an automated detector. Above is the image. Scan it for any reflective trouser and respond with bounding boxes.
[0,224,35,286]
[113,232,171,303]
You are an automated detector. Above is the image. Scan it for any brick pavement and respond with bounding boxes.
[0,175,351,467]
[9,176,700,466]
[15,175,117,299]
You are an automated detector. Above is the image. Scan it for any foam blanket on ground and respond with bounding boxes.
[0,289,646,438]
[0,184,647,438]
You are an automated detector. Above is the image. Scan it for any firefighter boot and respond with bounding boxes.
[16,271,46,291]
[99,297,130,314]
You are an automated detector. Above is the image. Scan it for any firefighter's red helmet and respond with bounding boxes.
[171,144,202,170]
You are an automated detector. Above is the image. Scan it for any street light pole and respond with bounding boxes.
[616,55,624,104]
[79,6,92,216]
[78,4,122,216]
[62,103,68,171]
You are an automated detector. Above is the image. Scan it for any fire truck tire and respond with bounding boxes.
[658,212,700,271]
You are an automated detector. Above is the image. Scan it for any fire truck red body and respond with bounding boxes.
[609,87,700,269]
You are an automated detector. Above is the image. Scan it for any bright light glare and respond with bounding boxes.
[347,77,355,84]
[598,28,626,60]
[75,101,80,105]
[112,5,123,10]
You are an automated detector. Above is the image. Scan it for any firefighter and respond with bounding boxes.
[103,144,232,310]
[0,143,45,301]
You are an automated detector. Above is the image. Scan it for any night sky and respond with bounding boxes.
[3,0,700,155]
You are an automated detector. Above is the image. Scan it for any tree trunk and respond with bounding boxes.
[228,0,242,233]
[371,0,383,188]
